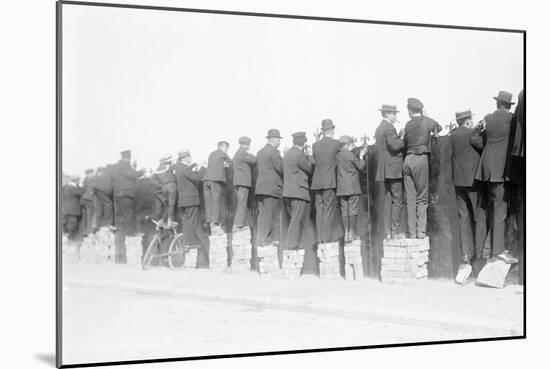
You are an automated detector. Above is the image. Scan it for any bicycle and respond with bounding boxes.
[142,218,192,270]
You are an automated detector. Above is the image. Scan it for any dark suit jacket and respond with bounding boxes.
[90,174,113,195]
[450,125,483,187]
[62,184,82,216]
[505,90,525,184]
[204,149,231,184]
[112,160,144,198]
[404,116,442,155]
[336,149,365,196]
[255,143,284,198]
[232,148,257,187]
[475,108,513,182]
[80,177,95,202]
[311,136,341,190]
[283,146,313,202]
[374,119,404,181]
[175,162,205,208]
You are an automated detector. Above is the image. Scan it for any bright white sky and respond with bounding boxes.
[62,4,523,175]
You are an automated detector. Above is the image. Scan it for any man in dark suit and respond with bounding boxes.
[203,141,231,233]
[255,129,284,246]
[112,149,145,263]
[283,132,314,250]
[91,166,114,229]
[80,168,96,236]
[311,119,344,243]
[174,149,208,250]
[374,104,405,240]
[336,136,367,242]
[450,110,487,284]
[475,91,518,264]
[62,174,83,240]
[151,153,178,227]
[232,136,257,230]
[403,98,442,239]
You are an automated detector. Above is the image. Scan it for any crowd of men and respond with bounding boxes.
[62,90,525,282]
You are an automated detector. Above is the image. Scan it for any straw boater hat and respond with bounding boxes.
[159,153,172,163]
[178,149,190,159]
[379,104,399,113]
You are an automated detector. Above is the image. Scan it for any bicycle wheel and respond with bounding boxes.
[168,234,188,270]
[142,236,160,270]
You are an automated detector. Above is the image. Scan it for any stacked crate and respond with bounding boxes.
[282,249,305,279]
[183,248,198,268]
[230,227,252,273]
[209,228,228,271]
[381,237,430,284]
[343,240,364,281]
[78,227,115,264]
[317,242,341,280]
[257,244,280,276]
[125,234,143,267]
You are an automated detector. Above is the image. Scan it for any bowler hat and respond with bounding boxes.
[120,150,131,159]
[493,90,515,105]
[379,104,399,113]
[455,110,474,121]
[339,135,353,144]
[407,98,424,111]
[239,136,251,145]
[321,119,335,131]
[266,129,282,139]
[178,149,190,159]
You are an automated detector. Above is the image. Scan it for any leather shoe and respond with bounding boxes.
[496,250,519,264]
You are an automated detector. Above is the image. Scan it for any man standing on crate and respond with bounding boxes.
[91,166,114,229]
[374,104,406,240]
[311,119,344,244]
[112,149,145,263]
[402,98,442,239]
[62,173,83,241]
[152,153,178,228]
[255,129,284,247]
[174,149,209,266]
[79,168,96,236]
[475,91,519,264]
[450,109,487,284]
[232,136,257,231]
[283,132,314,250]
[203,141,232,235]
[336,135,368,242]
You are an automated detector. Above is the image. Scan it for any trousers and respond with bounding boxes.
[203,180,225,225]
[455,185,487,262]
[234,186,250,228]
[94,191,113,228]
[284,197,308,250]
[383,179,403,236]
[403,154,429,238]
[487,182,507,256]
[256,195,281,246]
[314,189,339,242]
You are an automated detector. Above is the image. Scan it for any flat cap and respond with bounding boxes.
[407,98,424,111]
[217,140,229,146]
[177,149,190,159]
[266,129,282,138]
[339,135,353,144]
[291,131,307,139]
[159,153,172,163]
[239,136,251,145]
